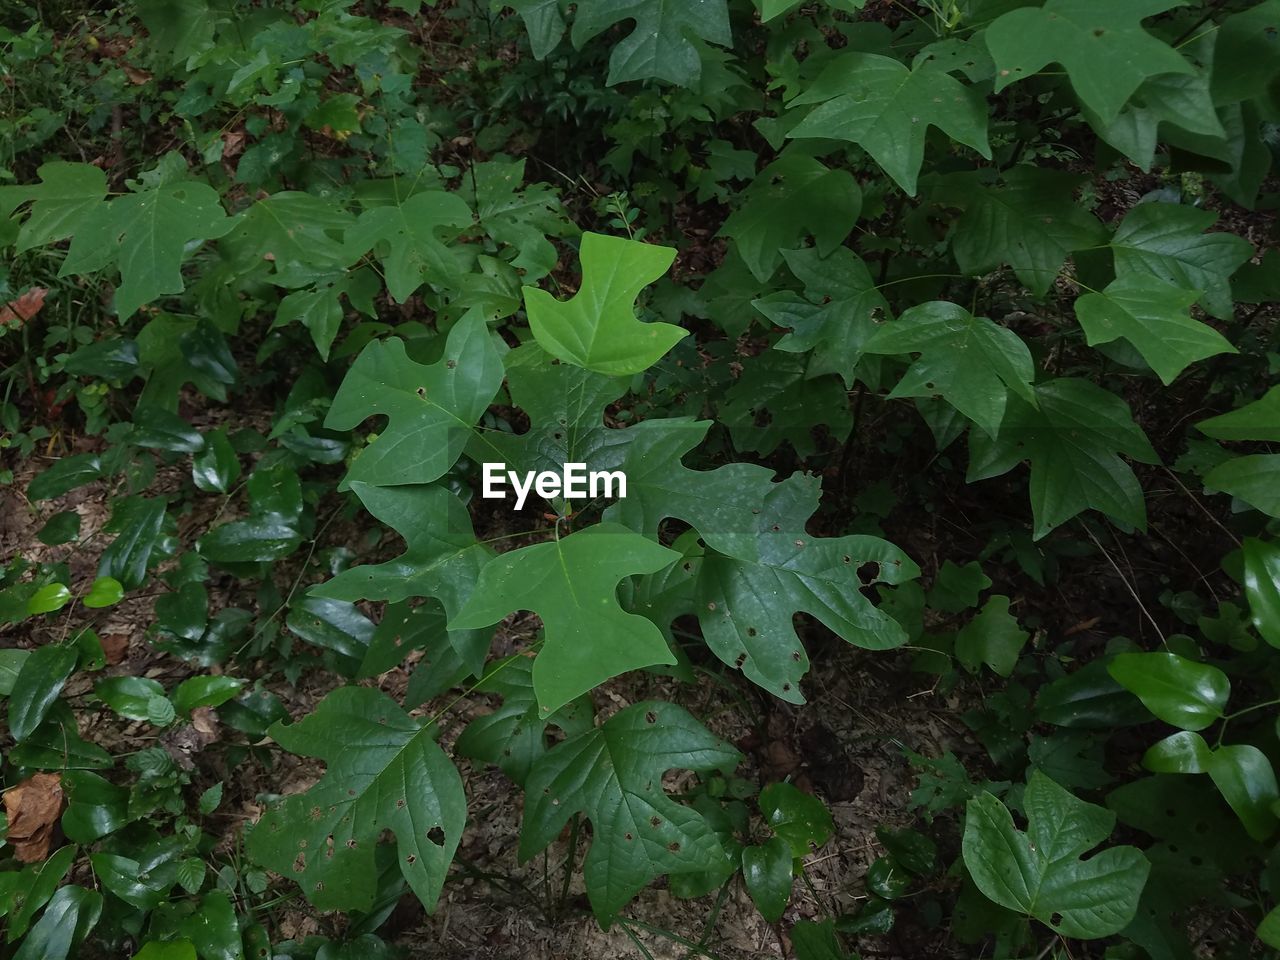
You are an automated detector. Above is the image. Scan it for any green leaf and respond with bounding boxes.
[134,941,198,960]
[472,158,574,281]
[791,919,847,960]
[1261,904,1280,950]
[1198,386,1280,443]
[199,782,224,815]
[1207,744,1279,841]
[968,378,1158,538]
[96,676,168,721]
[0,161,108,252]
[192,428,240,494]
[91,852,177,910]
[136,0,216,62]
[0,648,30,696]
[788,52,991,195]
[1075,276,1234,384]
[694,476,917,701]
[1142,731,1212,774]
[37,511,81,546]
[720,352,852,457]
[760,782,835,857]
[1243,538,1280,648]
[62,770,131,843]
[520,701,741,918]
[949,168,1106,295]
[8,644,77,741]
[450,524,680,715]
[455,655,594,785]
[719,151,861,282]
[742,836,793,922]
[177,891,242,960]
[60,179,232,318]
[131,407,205,453]
[11,886,102,960]
[985,0,1192,123]
[28,453,103,501]
[955,595,1029,677]
[7,846,77,940]
[753,246,889,388]
[962,771,1150,938]
[176,859,207,896]
[569,0,732,86]
[1108,202,1253,321]
[343,191,472,303]
[27,582,72,614]
[325,313,504,488]
[524,232,684,376]
[1205,454,1280,517]
[927,560,991,614]
[1211,0,1280,103]
[286,597,375,677]
[246,686,466,913]
[864,300,1036,438]
[99,496,167,590]
[172,676,245,715]
[1107,652,1229,730]
[83,576,124,609]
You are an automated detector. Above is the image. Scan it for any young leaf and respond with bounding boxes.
[753,246,889,388]
[1075,276,1235,384]
[246,686,466,913]
[1107,652,1229,731]
[569,0,732,86]
[82,577,124,610]
[694,476,917,702]
[967,378,1159,538]
[60,179,232,318]
[449,524,681,714]
[343,191,473,302]
[520,701,741,918]
[984,0,1193,123]
[1108,202,1253,320]
[524,232,685,376]
[787,53,991,195]
[949,168,1106,295]
[719,152,861,282]
[863,301,1036,438]
[962,771,1150,938]
[325,312,504,488]
[955,596,1029,677]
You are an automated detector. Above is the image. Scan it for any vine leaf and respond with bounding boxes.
[787,52,991,195]
[963,771,1150,938]
[60,179,232,319]
[570,0,732,86]
[1243,538,1280,649]
[719,151,862,282]
[0,161,108,252]
[343,190,473,303]
[1075,276,1235,384]
[524,232,685,376]
[968,378,1159,538]
[246,686,466,914]
[1108,202,1253,320]
[949,168,1106,296]
[520,701,742,919]
[449,524,681,715]
[752,246,889,388]
[863,300,1036,438]
[325,312,505,488]
[985,0,1193,123]
[310,482,493,676]
[694,476,918,702]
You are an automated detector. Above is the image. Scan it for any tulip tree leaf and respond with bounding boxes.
[0,161,108,252]
[1198,386,1280,443]
[520,701,742,919]
[343,191,473,303]
[985,0,1193,124]
[325,312,505,488]
[246,686,466,914]
[968,378,1159,538]
[569,0,732,86]
[1205,454,1280,517]
[864,300,1037,438]
[524,232,685,376]
[449,524,681,714]
[963,770,1151,938]
[787,52,991,195]
[1076,276,1235,384]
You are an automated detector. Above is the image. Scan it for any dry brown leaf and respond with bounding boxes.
[3,772,65,862]
[122,64,152,85]
[0,287,48,329]
[100,632,131,665]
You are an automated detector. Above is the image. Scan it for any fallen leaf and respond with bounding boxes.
[100,633,131,665]
[3,772,65,862]
[122,64,152,85]
[0,287,48,329]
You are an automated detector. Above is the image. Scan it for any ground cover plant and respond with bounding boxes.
[1,0,1279,957]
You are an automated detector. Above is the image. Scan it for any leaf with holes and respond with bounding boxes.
[520,700,742,919]
[963,770,1150,938]
[245,686,466,913]
[524,232,684,376]
[325,312,504,488]
[864,300,1036,438]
